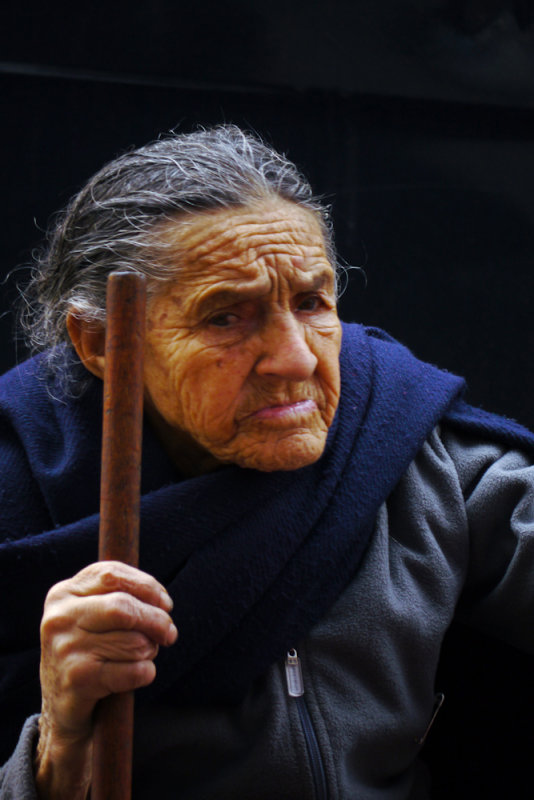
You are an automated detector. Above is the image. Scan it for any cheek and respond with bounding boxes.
[146,340,252,435]
[190,351,251,423]
[313,328,342,393]
[144,334,194,418]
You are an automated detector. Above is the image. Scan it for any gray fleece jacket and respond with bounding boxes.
[1,425,533,799]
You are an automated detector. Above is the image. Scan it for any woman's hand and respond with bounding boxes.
[34,561,177,800]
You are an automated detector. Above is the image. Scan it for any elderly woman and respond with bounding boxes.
[1,126,534,799]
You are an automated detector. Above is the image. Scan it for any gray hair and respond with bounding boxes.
[19,125,337,390]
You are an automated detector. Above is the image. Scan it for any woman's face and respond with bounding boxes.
[142,200,342,474]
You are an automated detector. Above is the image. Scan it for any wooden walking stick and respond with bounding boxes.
[92,271,147,800]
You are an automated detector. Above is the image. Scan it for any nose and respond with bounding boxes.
[254,313,318,380]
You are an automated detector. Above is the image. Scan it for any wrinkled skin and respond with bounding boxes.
[143,201,342,474]
[35,562,177,799]
[36,201,342,798]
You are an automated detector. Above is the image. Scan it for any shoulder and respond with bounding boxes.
[0,351,103,532]
[0,349,101,441]
[0,353,50,411]
[385,423,534,552]
[409,423,534,500]
[440,423,532,485]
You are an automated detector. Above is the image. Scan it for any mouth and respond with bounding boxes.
[247,399,318,421]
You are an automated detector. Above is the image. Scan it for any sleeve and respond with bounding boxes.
[442,426,534,654]
[0,413,63,766]
[0,716,40,799]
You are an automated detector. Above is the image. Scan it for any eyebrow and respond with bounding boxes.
[302,270,335,292]
[195,269,335,316]
[195,287,265,316]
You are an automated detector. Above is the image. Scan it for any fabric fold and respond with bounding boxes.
[2,323,534,755]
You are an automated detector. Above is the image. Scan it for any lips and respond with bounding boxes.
[247,399,318,421]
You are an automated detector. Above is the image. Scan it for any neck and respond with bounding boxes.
[144,403,223,478]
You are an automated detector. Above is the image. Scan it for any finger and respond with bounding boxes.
[39,634,161,733]
[78,592,178,645]
[47,561,173,612]
[43,592,178,646]
[51,629,160,665]
[98,658,157,694]
[57,653,158,701]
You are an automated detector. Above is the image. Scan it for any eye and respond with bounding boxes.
[296,294,323,313]
[208,312,239,328]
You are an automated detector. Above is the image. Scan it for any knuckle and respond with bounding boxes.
[97,563,124,591]
[64,657,93,692]
[78,561,129,592]
[48,631,73,662]
[40,605,70,640]
[125,632,158,660]
[78,562,107,584]
[107,593,140,629]
[43,585,59,606]
[40,610,55,640]
[44,577,72,605]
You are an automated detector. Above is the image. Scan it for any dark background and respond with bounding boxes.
[2,1,534,796]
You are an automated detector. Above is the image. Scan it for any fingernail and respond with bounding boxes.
[160,588,173,611]
[167,623,178,645]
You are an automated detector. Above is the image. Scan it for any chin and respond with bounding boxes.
[231,433,328,472]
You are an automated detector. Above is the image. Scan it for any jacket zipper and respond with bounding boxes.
[285,649,328,800]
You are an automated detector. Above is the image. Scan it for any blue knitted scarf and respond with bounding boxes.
[1,322,534,757]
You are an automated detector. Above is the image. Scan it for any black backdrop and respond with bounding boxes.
[2,1,534,796]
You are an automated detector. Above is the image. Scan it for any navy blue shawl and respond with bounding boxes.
[1,322,534,759]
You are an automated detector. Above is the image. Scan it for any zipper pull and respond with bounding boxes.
[285,649,305,697]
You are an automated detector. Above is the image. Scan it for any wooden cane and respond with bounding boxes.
[92,271,147,800]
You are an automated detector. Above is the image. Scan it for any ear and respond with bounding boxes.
[66,310,106,380]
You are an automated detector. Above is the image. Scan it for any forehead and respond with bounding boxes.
[158,201,332,286]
